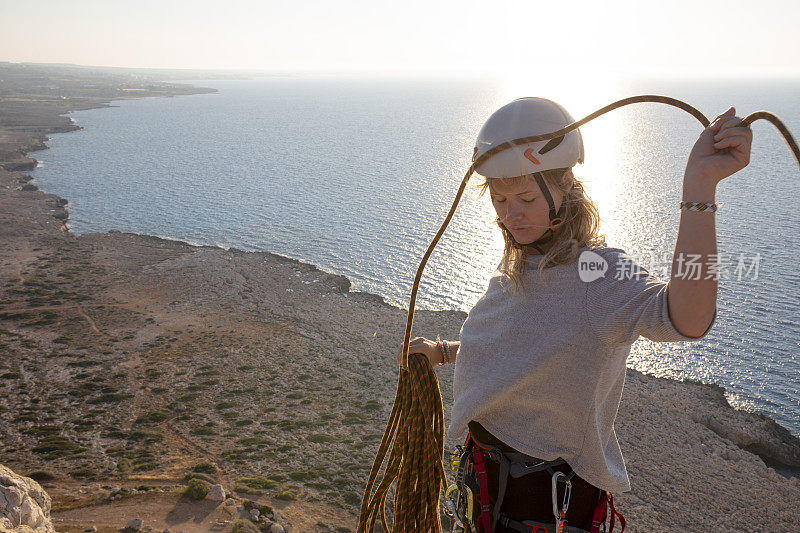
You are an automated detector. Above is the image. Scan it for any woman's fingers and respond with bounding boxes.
[713,135,748,149]
[710,108,737,132]
[397,337,428,366]
[714,126,752,141]
[716,117,744,132]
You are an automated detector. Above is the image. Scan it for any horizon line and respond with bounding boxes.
[3,60,800,82]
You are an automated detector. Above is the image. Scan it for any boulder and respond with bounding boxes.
[205,484,226,502]
[0,464,55,533]
[124,517,143,531]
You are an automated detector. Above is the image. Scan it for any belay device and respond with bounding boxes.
[356,95,800,533]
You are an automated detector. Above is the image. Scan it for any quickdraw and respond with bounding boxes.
[552,471,573,533]
[443,440,478,533]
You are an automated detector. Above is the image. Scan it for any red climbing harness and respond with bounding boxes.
[443,431,626,533]
[471,446,494,533]
[589,492,626,533]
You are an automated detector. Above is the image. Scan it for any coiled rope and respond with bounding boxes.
[357,95,800,533]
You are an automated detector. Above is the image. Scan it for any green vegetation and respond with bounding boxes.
[105,447,159,472]
[237,476,276,490]
[343,491,361,505]
[22,425,61,436]
[342,411,367,425]
[191,462,216,474]
[135,411,170,424]
[67,360,101,368]
[182,478,210,500]
[233,483,263,495]
[277,419,314,430]
[220,449,248,463]
[308,433,335,443]
[242,499,274,516]
[32,436,83,460]
[361,400,381,411]
[231,519,260,533]
[69,466,98,480]
[289,470,316,481]
[87,392,131,404]
[274,487,297,501]
[184,472,215,484]
[178,392,200,402]
[25,471,55,482]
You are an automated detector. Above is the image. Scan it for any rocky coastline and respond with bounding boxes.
[1,62,798,532]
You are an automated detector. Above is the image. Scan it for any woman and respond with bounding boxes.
[397,97,753,532]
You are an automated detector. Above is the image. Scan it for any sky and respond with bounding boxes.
[1,0,799,78]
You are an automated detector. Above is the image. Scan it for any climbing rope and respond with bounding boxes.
[357,95,800,533]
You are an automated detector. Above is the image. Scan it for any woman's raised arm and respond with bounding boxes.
[668,106,753,337]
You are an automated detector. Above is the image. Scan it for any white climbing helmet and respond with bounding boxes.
[472,97,584,178]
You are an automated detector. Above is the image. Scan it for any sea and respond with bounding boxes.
[29,74,800,437]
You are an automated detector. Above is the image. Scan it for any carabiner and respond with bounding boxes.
[444,483,474,531]
[551,471,572,533]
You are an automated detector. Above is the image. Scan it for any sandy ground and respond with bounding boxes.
[1,63,799,532]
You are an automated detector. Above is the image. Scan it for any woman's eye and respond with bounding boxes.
[522,198,536,203]
[493,197,505,203]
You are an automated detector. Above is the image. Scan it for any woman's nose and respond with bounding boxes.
[502,201,524,221]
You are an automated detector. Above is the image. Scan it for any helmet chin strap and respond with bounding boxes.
[499,171,566,255]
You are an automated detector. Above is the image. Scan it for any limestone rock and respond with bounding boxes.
[224,502,238,517]
[124,517,143,531]
[0,464,55,533]
[205,484,226,502]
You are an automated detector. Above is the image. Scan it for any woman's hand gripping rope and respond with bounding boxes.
[686,105,754,184]
[396,336,443,370]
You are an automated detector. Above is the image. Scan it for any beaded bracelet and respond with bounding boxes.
[435,336,450,365]
[680,201,719,212]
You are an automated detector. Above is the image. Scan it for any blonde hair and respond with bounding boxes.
[475,168,605,293]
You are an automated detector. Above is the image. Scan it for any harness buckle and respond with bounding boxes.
[498,513,554,533]
[520,521,551,533]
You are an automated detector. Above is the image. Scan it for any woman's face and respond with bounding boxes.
[490,170,573,245]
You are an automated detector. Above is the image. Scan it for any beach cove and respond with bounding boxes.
[1,64,799,532]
